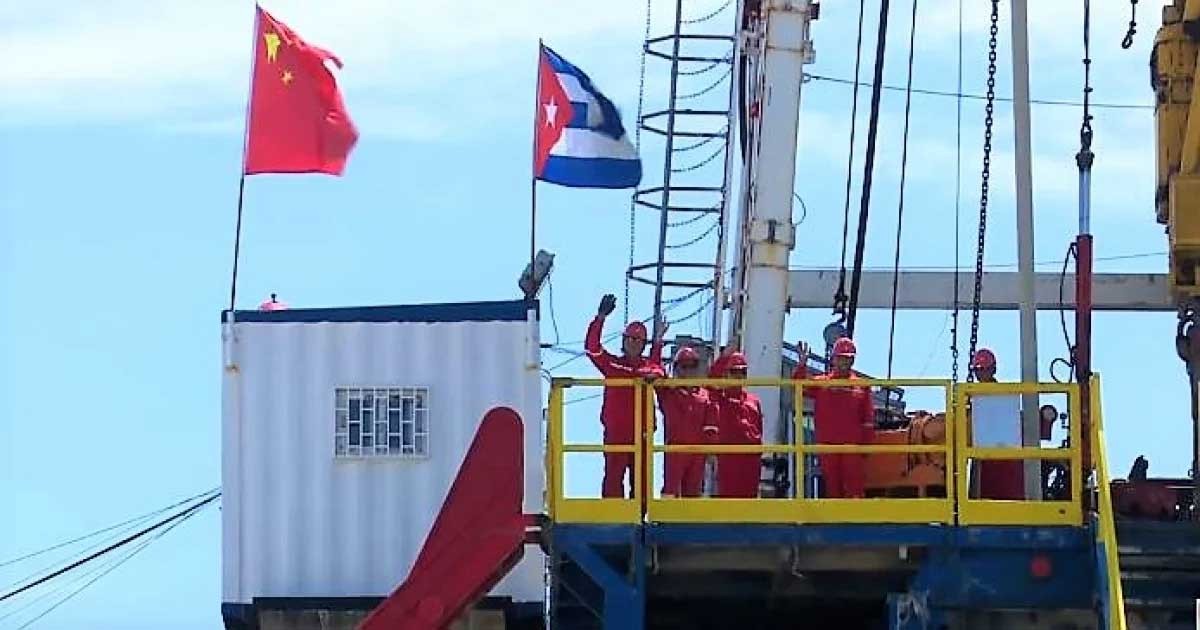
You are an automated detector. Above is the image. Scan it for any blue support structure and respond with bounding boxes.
[547,523,1101,629]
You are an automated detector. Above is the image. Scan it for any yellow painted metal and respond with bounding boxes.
[556,498,641,524]
[548,377,1085,527]
[1153,1,1200,294]
[650,444,797,454]
[648,444,943,454]
[943,382,957,513]
[648,498,798,523]
[955,382,1083,526]
[1091,377,1127,630]
[964,447,1075,460]
[547,383,564,519]
[792,499,952,524]
[958,502,1079,526]
[793,381,806,497]
[647,497,951,524]
[653,377,950,388]
[563,444,636,453]
[640,378,651,513]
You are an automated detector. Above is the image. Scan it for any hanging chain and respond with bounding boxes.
[967,0,999,382]
[1121,0,1138,50]
[625,0,654,325]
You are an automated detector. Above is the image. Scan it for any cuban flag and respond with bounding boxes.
[534,44,642,189]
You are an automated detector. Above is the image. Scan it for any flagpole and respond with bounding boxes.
[530,180,537,278]
[230,5,260,313]
[230,176,247,312]
[530,39,544,281]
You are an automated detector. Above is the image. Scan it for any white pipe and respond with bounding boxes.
[1010,0,1042,499]
[740,0,813,446]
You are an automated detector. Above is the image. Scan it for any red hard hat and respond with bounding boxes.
[832,337,857,357]
[726,352,749,371]
[624,321,648,340]
[674,346,700,365]
[971,348,997,369]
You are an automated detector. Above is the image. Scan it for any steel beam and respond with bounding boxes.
[785,270,1172,312]
[1010,0,1042,499]
[736,0,816,448]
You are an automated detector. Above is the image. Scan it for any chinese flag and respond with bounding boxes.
[244,6,358,176]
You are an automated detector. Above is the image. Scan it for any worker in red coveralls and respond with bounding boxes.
[656,346,720,497]
[585,294,665,498]
[709,347,763,498]
[970,348,1025,500]
[792,338,875,498]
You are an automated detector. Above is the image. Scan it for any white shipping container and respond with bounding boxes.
[221,300,544,618]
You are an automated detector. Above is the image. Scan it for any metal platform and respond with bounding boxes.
[548,523,1099,630]
[544,375,1125,629]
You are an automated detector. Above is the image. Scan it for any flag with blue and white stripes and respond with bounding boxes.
[534,44,642,189]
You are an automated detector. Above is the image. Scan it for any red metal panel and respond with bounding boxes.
[359,407,527,630]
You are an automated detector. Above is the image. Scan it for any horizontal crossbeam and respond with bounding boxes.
[784,270,1173,312]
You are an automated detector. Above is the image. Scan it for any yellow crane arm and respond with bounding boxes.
[1155,0,1200,296]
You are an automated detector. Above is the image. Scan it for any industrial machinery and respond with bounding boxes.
[357,1,1200,629]
[1154,0,1200,517]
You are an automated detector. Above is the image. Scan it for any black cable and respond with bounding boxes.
[564,392,604,406]
[13,498,216,629]
[1122,0,1138,50]
[887,0,920,379]
[544,290,705,372]
[0,489,215,569]
[0,519,158,595]
[683,0,734,24]
[546,277,561,346]
[846,0,893,338]
[804,73,1152,110]
[1052,241,1079,384]
[834,0,868,316]
[0,491,221,604]
[793,192,808,225]
[950,0,963,383]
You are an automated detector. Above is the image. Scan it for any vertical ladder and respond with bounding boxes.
[627,0,738,342]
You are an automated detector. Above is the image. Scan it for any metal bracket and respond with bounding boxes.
[749,218,796,248]
[767,0,811,13]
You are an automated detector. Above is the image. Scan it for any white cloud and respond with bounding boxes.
[0,0,650,136]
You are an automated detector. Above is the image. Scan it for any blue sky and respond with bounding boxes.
[0,1,1181,628]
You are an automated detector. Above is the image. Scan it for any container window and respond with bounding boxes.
[334,386,430,459]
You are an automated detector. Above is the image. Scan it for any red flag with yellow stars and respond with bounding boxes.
[244,6,358,176]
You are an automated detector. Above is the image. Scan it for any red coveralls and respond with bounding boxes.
[792,363,874,498]
[657,385,720,497]
[979,459,1025,499]
[710,353,763,498]
[585,316,663,498]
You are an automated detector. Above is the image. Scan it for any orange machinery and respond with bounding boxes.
[863,411,947,498]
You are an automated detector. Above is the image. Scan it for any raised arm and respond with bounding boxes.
[791,340,812,380]
[646,316,668,369]
[709,345,734,377]
[584,295,620,376]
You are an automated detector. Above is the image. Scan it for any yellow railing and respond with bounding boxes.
[1091,376,1127,630]
[954,382,1083,526]
[547,376,1086,527]
[649,377,954,525]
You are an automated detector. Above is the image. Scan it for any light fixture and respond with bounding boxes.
[519,250,556,299]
